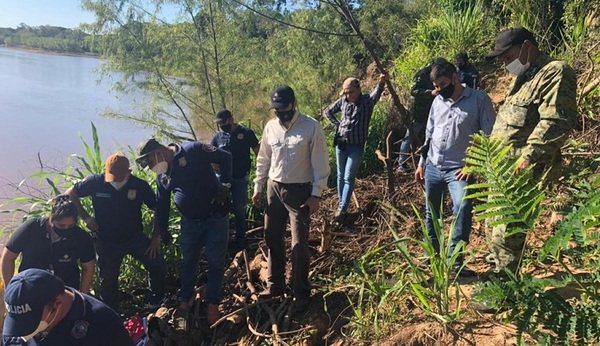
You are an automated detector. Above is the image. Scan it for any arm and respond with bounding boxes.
[1,247,18,285]
[65,185,99,231]
[418,104,436,167]
[252,127,272,207]
[155,184,172,235]
[521,64,577,164]
[79,260,95,294]
[323,98,343,128]
[369,72,388,103]
[480,94,496,135]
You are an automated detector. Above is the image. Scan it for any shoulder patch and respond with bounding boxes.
[237,133,244,140]
[202,144,217,152]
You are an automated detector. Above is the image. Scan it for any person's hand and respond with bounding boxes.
[516,159,531,174]
[455,168,471,181]
[300,196,320,215]
[252,191,262,208]
[431,88,439,96]
[212,184,230,206]
[415,165,425,184]
[379,70,389,85]
[84,216,99,231]
[145,234,161,258]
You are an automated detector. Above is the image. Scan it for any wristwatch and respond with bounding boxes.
[221,183,232,188]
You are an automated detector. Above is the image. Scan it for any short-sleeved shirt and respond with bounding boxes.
[2,288,134,346]
[5,218,95,289]
[73,174,156,243]
[457,64,480,89]
[211,125,259,179]
[156,142,232,228]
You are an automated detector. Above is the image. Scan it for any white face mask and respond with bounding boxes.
[151,161,169,175]
[110,177,129,190]
[21,308,58,342]
[505,45,530,76]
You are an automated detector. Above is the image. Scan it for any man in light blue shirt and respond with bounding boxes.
[414,58,496,277]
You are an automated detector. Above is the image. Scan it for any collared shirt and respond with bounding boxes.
[5,218,95,289]
[254,111,330,197]
[156,142,232,229]
[420,86,496,170]
[211,124,259,179]
[73,174,156,243]
[491,53,577,164]
[324,84,384,145]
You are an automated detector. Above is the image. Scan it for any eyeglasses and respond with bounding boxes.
[137,156,150,169]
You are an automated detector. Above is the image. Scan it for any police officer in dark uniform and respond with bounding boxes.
[211,109,260,250]
[455,52,480,89]
[398,62,437,172]
[135,138,232,326]
[1,196,95,294]
[66,153,167,309]
[2,268,133,346]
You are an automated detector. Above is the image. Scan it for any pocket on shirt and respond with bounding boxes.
[268,138,284,155]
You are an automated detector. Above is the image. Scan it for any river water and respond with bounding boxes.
[0,47,155,228]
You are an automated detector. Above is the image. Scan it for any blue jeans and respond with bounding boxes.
[179,215,229,305]
[424,162,473,264]
[231,176,249,247]
[399,121,426,167]
[336,144,364,212]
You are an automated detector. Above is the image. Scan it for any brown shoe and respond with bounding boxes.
[207,304,220,326]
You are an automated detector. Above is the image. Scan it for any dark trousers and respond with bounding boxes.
[96,232,167,307]
[264,180,311,299]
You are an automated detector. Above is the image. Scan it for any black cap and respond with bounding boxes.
[215,109,232,125]
[485,26,536,60]
[135,138,162,167]
[270,85,295,109]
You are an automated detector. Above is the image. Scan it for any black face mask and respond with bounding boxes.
[457,64,466,71]
[219,124,232,133]
[439,82,455,99]
[53,225,75,238]
[275,109,295,123]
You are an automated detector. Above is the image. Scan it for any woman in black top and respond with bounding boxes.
[0,195,96,292]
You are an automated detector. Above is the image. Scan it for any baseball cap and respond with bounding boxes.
[270,86,295,109]
[485,26,537,60]
[215,109,232,125]
[104,153,130,182]
[135,138,162,168]
[3,269,65,337]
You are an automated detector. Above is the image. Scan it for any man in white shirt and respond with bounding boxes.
[252,85,330,313]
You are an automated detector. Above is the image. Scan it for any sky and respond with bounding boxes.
[0,0,97,29]
[0,0,180,29]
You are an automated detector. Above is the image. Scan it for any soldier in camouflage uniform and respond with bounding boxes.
[484,26,577,274]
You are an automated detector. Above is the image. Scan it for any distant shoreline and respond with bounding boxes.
[0,45,100,59]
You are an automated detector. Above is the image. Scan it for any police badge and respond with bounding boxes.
[127,189,137,200]
[179,157,187,167]
[237,133,244,140]
[71,320,89,339]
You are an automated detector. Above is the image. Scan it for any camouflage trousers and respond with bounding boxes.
[484,149,562,273]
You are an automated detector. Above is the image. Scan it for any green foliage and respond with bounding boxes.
[0,24,98,54]
[392,0,495,96]
[463,133,544,237]
[474,273,600,345]
[324,234,409,340]
[385,202,467,323]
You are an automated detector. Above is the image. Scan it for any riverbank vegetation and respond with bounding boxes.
[2,0,600,344]
[0,24,99,55]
